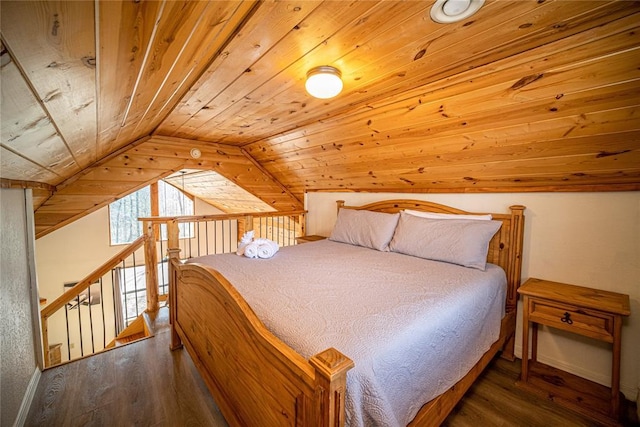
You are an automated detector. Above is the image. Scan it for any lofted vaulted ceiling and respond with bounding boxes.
[1,0,639,238]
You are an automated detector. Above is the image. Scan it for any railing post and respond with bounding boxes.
[245,215,254,233]
[299,212,306,237]
[143,221,159,313]
[168,247,182,350]
[41,313,50,368]
[238,214,254,240]
[166,220,182,349]
[167,220,179,252]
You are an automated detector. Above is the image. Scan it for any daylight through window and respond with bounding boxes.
[109,180,194,245]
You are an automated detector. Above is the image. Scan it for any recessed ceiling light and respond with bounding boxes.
[430,0,484,24]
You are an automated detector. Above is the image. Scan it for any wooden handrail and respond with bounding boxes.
[41,235,147,367]
[41,234,148,320]
[138,209,306,224]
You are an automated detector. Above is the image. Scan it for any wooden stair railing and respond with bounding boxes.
[40,228,158,367]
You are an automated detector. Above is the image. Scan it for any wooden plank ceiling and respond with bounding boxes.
[1,0,639,238]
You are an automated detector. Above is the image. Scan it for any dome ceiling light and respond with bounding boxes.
[430,0,485,24]
[305,66,343,99]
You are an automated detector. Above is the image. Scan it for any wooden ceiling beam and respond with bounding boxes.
[145,136,302,208]
[305,182,640,194]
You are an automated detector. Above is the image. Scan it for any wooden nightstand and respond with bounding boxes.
[517,278,630,425]
[296,235,326,244]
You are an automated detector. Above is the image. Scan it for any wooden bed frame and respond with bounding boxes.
[168,199,525,426]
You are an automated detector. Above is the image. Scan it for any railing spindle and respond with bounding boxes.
[77,294,83,357]
[121,259,129,326]
[222,220,226,254]
[100,278,106,349]
[132,253,139,324]
[213,221,217,254]
[205,221,209,255]
[64,304,71,363]
[112,269,118,336]
[88,284,95,354]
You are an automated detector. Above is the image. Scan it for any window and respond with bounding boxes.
[158,179,194,240]
[109,186,151,245]
[109,180,194,245]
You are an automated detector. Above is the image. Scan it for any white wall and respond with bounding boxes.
[306,191,640,401]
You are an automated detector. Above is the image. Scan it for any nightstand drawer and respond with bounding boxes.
[528,299,615,342]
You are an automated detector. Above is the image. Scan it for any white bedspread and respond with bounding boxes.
[187,239,506,426]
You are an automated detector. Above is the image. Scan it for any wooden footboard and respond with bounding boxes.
[168,250,354,427]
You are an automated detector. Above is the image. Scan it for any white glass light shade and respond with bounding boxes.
[305,66,343,99]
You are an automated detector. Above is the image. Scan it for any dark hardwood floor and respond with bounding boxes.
[443,356,639,427]
[26,308,226,427]
[26,307,638,426]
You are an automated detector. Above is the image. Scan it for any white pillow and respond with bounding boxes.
[389,212,502,270]
[404,209,492,221]
[329,209,400,251]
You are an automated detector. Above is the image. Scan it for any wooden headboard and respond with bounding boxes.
[336,199,526,314]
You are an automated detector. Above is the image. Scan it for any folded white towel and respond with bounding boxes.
[236,230,255,256]
[243,241,259,259]
[256,239,279,259]
[238,235,279,259]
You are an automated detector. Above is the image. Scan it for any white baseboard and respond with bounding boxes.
[514,344,637,402]
[13,367,40,427]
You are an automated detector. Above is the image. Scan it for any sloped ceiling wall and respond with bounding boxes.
[1,0,639,238]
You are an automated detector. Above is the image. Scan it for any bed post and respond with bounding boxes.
[167,218,183,351]
[310,347,354,427]
[168,248,182,350]
[503,205,525,360]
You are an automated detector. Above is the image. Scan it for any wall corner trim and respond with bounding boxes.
[13,367,40,427]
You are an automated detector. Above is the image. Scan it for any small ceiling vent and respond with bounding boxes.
[430,0,485,24]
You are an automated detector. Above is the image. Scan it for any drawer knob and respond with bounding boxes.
[561,312,573,325]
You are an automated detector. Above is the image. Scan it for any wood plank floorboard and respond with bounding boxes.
[26,307,226,427]
[445,354,638,427]
[26,307,638,426]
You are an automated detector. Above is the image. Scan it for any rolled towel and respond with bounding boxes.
[236,230,255,256]
[257,239,279,259]
[243,241,259,259]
